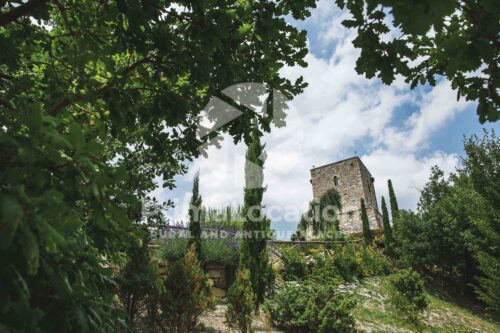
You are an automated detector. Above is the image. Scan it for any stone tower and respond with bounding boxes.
[310,157,381,234]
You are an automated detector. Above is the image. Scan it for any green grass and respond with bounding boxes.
[354,277,500,333]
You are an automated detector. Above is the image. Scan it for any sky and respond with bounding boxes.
[152,1,498,239]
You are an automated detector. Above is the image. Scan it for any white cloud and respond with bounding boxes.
[153,2,474,236]
[362,150,460,210]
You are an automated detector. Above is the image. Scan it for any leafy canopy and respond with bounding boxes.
[0,1,314,331]
[336,0,499,123]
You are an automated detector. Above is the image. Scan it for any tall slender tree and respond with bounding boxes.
[240,131,270,308]
[188,172,203,261]
[381,196,394,256]
[360,198,373,244]
[388,179,400,225]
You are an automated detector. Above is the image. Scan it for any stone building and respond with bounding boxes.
[309,156,381,234]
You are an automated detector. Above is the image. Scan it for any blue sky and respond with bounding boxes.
[152,1,499,239]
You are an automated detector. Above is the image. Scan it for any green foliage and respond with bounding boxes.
[240,131,272,306]
[387,179,400,227]
[395,168,484,292]
[157,245,214,332]
[188,172,203,261]
[161,237,189,261]
[279,246,307,281]
[391,133,499,314]
[116,232,160,330]
[226,269,255,333]
[266,280,356,333]
[333,244,361,282]
[160,237,239,266]
[475,252,500,312]
[203,238,240,266]
[0,1,313,330]
[336,0,499,122]
[201,205,245,230]
[463,130,500,312]
[381,196,394,256]
[355,246,391,278]
[360,198,373,245]
[298,188,342,237]
[386,269,428,321]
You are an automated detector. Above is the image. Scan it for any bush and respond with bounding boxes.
[226,269,255,333]
[386,269,428,321]
[266,280,356,333]
[333,244,360,281]
[158,245,215,332]
[203,238,240,266]
[355,246,391,278]
[160,237,240,266]
[116,235,161,330]
[280,246,307,281]
[161,237,189,261]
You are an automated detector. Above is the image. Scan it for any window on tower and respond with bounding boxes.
[334,176,339,186]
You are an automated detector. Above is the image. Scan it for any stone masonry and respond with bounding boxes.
[309,156,382,234]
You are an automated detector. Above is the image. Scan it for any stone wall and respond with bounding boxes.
[310,157,381,235]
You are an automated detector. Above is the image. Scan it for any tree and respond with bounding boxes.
[360,198,372,244]
[226,269,255,333]
[240,130,271,308]
[188,171,203,261]
[336,0,499,123]
[0,1,314,331]
[381,196,394,256]
[395,169,483,293]
[388,179,400,225]
[297,188,342,238]
[117,230,160,330]
[463,129,500,312]
[158,244,214,332]
[393,131,499,306]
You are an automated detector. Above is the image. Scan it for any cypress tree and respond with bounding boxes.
[188,171,203,261]
[381,196,394,256]
[388,179,400,224]
[360,198,372,244]
[240,131,270,308]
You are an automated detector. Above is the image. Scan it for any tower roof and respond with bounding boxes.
[311,156,372,176]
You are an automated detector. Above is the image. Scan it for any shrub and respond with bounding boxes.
[386,269,428,321]
[355,246,391,278]
[158,245,215,332]
[280,246,307,281]
[116,235,161,330]
[266,280,356,333]
[161,237,189,261]
[203,238,240,266]
[226,269,255,333]
[333,244,360,281]
[308,253,342,284]
[160,237,240,266]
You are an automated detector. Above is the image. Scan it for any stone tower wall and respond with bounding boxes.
[310,157,381,234]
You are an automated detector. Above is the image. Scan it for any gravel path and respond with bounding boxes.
[199,304,284,333]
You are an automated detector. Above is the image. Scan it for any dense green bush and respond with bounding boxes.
[116,234,161,330]
[266,280,356,333]
[308,252,339,284]
[160,237,239,265]
[226,269,255,333]
[201,205,245,230]
[333,244,361,281]
[161,237,189,261]
[203,238,240,266]
[355,246,391,278]
[157,245,215,332]
[279,246,307,281]
[386,269,428,321]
